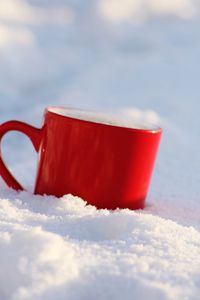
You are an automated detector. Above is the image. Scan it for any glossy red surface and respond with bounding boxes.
[0,108,162,210]
[0,121,41,191]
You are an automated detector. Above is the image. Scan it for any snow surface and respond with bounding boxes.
[1,0,200,299]
[48,106,160,129]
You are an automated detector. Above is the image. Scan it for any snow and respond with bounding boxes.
[0,0,200,299]
[48,106,160,129]
[1,190,200,300]
[98,0,196,22]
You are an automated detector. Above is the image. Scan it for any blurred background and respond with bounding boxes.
[0,0,200,211]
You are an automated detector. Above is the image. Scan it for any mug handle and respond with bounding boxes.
[0,120,42,191]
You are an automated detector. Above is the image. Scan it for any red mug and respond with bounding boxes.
[0,107,162,209]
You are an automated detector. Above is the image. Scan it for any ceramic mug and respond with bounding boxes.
[0,107,162,209]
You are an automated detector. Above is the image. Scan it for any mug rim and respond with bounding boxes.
[46,106,162,134]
